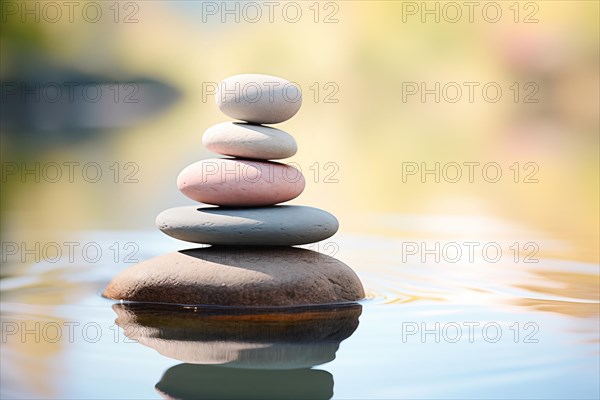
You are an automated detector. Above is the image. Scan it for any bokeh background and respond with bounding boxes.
[1,0,598,263]
[1,2,599,399]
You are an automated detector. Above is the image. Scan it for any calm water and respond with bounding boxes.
[1,220,599,399]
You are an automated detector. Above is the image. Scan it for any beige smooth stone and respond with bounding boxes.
[216,74,302,124]
[203,122,297,160]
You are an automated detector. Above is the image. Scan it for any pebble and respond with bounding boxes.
[103,247,365,306]
[216,74,302,124]
[156,205,339,245]
[177,158,305,206]
[102,73,364,310]
[203,122,297,160]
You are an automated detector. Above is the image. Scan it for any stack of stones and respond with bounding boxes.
[103,74,364,307]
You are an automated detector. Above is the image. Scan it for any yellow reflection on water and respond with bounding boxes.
[516,271,600,317]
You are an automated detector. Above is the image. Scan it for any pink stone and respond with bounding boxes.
[177,158,305,206]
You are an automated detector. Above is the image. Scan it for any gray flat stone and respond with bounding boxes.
[203,122,297,160]
[102,247,365,307]
[156,205,338,246]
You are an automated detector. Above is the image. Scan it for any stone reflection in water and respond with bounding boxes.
[112,302,361,369]
[155,364,333,400]
[112,303,361,399]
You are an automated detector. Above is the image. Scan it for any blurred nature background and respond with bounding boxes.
[1,0,598,262]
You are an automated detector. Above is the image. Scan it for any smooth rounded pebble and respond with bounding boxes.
[203,122,297,160]
[216,74,302,124]
[156,205,338,246]
[177,158,305,207]
[112,303,361,369]
[103,247,365,306]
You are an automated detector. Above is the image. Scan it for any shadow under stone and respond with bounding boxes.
[155,364,333,400]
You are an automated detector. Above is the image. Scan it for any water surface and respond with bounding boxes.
[1,220,598,399]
